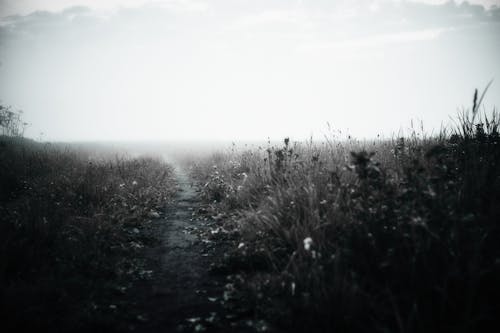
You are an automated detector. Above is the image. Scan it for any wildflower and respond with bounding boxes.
[132,180,138,186]
[303,237,313,251]
[238,242,245,249]
[319,199,327,205]
[291,282,296,296]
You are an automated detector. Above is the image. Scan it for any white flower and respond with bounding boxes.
[132,180,138,186]
[303,237,313,251]
[238,242,245,249]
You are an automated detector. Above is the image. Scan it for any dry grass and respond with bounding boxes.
[190,93,500,332]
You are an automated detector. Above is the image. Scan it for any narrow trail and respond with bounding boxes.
[154,167,224,328]
[113,167,229,333]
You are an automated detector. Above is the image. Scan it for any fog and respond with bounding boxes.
[1,0,499,141]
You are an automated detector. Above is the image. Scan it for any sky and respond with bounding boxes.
[0,0,499,141]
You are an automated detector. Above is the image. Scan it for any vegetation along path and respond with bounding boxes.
[106,166,246,333]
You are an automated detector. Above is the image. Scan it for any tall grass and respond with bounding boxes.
[0,135,175,330]
[190,91,500,332]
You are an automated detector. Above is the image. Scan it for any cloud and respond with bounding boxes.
[1,1,498,71]
[0,0,210,18]
[298,27,449,54]
[2,1,499,33]
[214,0,500,55]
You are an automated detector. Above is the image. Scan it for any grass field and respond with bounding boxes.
[188,94,500,332]
[1,91,499,332]
[0,134,176,331]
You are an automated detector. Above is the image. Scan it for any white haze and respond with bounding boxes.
[0,0,499,141]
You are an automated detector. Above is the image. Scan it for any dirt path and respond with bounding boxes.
[149,167,226,330]
[105,166,232,333]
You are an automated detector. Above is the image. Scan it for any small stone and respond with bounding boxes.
[186,317,201,323]
[148,211,160,219]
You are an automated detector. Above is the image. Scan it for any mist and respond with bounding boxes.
[1,0,500,141]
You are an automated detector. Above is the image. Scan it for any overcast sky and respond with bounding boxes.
[0,0,499,141]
